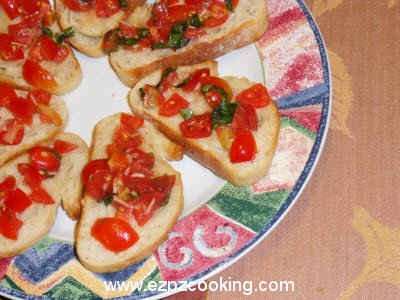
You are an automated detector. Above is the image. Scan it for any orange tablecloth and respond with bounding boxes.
[167,0,400,298]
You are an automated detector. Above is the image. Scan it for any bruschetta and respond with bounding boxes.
[0,132,89,258]
[76,113,183,273]
[129,61,280,186]
[0,84,68,167]
[0,1,82,95]
[106,0,269,87]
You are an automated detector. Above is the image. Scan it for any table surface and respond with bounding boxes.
[167,0,400,299]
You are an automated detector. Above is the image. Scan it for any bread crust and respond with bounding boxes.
[110,1,269,87]
[0,132,89,258]
[76,113,184,273]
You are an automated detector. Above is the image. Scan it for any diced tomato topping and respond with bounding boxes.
[150,175,176,201]
[204,89,223,108]
[200,76,233,100]
[29,146,61,173]
[183,28,206,39]
[91,217,139,252]
[120,113,144,130]
[27,89,52,105]
[4,188,32,213]
[0,118,24,145]
[158,71,179,93]
[0,176,16,194]
[17,163,43,190]
[54,45,69,63]
[181,68,210,92]
[108,152,130,173]
[119,23,137,38]
[126,148,155,170]
[180,113,212,139]
[211,0,239,8]
[86,170,114,200]
[0,83,18,107]
[36,103,62,126]
[168,4,198,22]
[132,191,164,226]
[143,84,166,108]
[6,96,36,126]
[30,36,69,63]
[29,187,55,204]
[159,93,190,117]
[204,4,229,28]
[22,59,57,89]
[38,35,59,61]
[0,209,23,240]
[0,33,24,61]
[53,140,79,154]
[215,125,234,150]
[229,129,257,163]
[102,29,120,53]
[235,83,271,108]
[42,9,55,26]
[18,0,51,17]
[136,36,152,50]
[61,0,94,12]
[8,14,42,48]
[113,124,142,150]
[149,2,169,27]
[230,104,258,133]
[0,0,20,20]
[95,0,121,18]
[81,159,111,184]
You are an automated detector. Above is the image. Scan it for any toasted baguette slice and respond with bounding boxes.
[76,113,184,273]
[129,62,280,186]
[55,0,146,57]
[0,8,82,95]
[109,0,269,87]
[0,132,89,258]
[0,89,68,167]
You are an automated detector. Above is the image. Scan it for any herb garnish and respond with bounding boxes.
[55,27,74,46]
[211,98,238,129]
[156,67,177,89]
[180,108,194,120]
[100,194,114,206]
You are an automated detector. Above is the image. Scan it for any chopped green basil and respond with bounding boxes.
[42,27,53,38]
[100,194,113,206]
[202,85,229,102]
[176,77,191,88]
[161,196,170,207]
[180,108,194,120]
[118,0,128,8]
[40,169,54,178]
[55,27,74,46]
[118,37,139,46]
[156,67,177,89]
[167,33,190,49]
[128,191,140,200]
[137,28,150,38]
[211,98,238,129]
[171,21,188,35]
[189,14,203,28]
[225,0,234,11]
[49,149,62,161]
[139,88,145,99]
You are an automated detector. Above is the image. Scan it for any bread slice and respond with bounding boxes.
[0,89,68,167]
[109,0,269,87]
[55,0,146,57]
[129,61,280,186]
[0,132,89,258]
[0,7,82,95]
[76,113,184,273]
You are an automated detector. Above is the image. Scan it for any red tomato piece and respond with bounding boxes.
[29,146,61,173]
[29,188,55,204]
[149,2,169,27]
[8,15,41,48]
[199,75,233,100]
[86,170,114,200]
[180,114,213,139]
[123,176,152,195]
[132,191,164,226]
[126,148,155,170]
[0,118,24,145]
[108,152,130,173]
[119,23,137,38]
[136,36,152,50]
[211,0,239,8]
[159,93,190,117]
[0,209,23,240]
[53,45,69,63]
[0,33,24,61]
[28,41,42,62]
[204,4,229,27]
[95,0,121,18]
[205,89,223,108]
[17,163,43,190]
[39,36,58,61]
[230,104,258,133]
[215,125,234,150]
[27,89,52,105]
[106,144,123,157]
[168,4,198,22]
[0,0,20,19]
[19,0,51,16]
[4,188,32,213]
[143,84,166,108]
[6,96,36,126]
[22,59,57,89]
[91,217,139,252]
[0,83,18,107]
[120,113,144,130]
[229,129,257,163]
[81,159,110,184]
[0,176,16,194]
[159,71,178,93]
[150,174,176,200]
[53,140,79,154]
[61,0,94,12]
[181,68,210,92]
[36,103,62,126]
[113,124,142,150]
[183,28,206,39]
[235,83,271,108]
